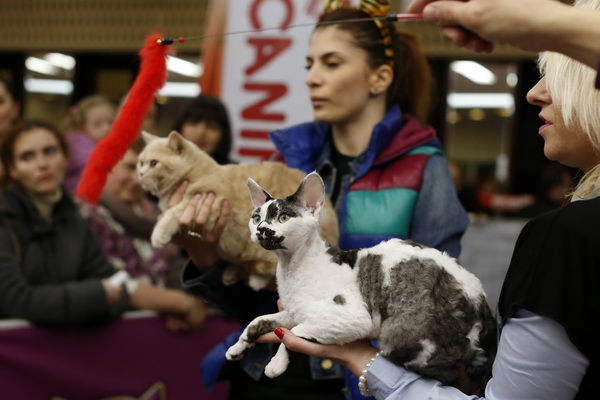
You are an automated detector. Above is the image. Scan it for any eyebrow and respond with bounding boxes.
[306,51,343,62]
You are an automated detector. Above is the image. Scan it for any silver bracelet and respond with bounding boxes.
[357,351,382,398]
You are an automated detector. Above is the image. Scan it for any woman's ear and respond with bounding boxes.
[370,64,393,95]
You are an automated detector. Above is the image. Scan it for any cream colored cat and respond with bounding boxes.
[137,131,339,290]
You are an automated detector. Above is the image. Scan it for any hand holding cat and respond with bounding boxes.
[165,180,231,270]
[258,328,379,378]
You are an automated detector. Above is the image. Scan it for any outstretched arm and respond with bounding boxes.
[407,0,600,68]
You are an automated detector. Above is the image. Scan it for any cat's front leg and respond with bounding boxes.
[264,324,315,378]
[264,343,290,378]
[151,202,187,248]
[226,311,292,361]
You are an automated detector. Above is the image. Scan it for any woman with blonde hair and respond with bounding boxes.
[262,1,600,398]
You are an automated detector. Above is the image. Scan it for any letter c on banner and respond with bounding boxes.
[250,0,293,29]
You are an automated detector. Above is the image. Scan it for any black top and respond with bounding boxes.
[499,197,600,399]
[0,183,129,326]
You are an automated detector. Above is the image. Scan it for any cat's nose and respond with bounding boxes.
[257,226,274,237]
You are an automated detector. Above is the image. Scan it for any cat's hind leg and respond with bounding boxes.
[226,311,293,361]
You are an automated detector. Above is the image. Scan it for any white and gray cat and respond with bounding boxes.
[226,172,496,385]
[136,131,339,290]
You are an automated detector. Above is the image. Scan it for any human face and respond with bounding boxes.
[527,76,600,171]
[181,120,222,155]
[0,81,20,135]
[84,103,115,142]
[9,128,67,196]
[305,26,377,125]
[105,150,144,205]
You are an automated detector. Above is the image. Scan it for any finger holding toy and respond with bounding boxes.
[407,0,581,56]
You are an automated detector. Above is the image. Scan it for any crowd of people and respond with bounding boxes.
[0,0,599,398]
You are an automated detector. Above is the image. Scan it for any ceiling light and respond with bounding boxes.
[25,57,60,75]
[167,56,203,78]
[44,53,76,70]
[506,72,518,88]
[450,61,497,85]
[24,78,73,95]
[447,93,514,109]
[158,82,201,98]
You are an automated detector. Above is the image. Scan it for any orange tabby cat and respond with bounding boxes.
[137,131,339,290]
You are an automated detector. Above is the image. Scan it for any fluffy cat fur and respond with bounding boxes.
[136,131,339,290]
[226,172,496,385]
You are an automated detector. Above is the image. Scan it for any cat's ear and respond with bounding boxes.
[294,171,325,217]
[248,178,273,209]
[166,131,187,154]
[141,130,157,144]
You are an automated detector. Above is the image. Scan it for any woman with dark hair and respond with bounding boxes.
[172,1,468,399]
[0,120,206,329]
[173,94,233,165]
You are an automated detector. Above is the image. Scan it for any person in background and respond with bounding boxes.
[514,163,574,219]
[448,160,480,214]
[0,120,206,331]
[172,94,233,165]
[172,1,468,399]
[78,143,184,289]
[261,1,600,398]
[0,75,21,137]
[406,0,600,72]
[61,95,116,192]
[0,74,23,180]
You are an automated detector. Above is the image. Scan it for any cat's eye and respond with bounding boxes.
[150,160,158,167]
[252,215,261,225]
[278,214,290,223]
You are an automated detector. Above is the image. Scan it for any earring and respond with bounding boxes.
[371,87,379,94]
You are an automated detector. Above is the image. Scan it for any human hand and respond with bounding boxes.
[406,0,568,54]
[257,328,379,377]
[101,279,123,305]
[166,181,230,269]
[165,295,207,333]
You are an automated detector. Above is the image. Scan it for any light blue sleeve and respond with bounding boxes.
[366,311,589,399]
[410,155,469,258]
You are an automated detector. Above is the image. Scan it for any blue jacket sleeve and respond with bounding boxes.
[410,155,469,258]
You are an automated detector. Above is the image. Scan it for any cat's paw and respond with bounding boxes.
[151,229,172,248]
[225,341,249,361]
[248,273,272,291]
[264,356,289,378]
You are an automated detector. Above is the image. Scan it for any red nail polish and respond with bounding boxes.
[274,328,285,339]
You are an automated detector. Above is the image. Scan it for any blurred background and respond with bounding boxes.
[0,0,574,215]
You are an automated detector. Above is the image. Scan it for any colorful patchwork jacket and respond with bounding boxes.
[270,105,468,255]
[191,106,468,400]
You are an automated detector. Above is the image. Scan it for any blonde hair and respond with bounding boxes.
[61,94,114,133]
[536,0,600,198]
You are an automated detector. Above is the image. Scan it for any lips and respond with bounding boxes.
[311,97,326,107]
[538,115,552,133]
[38,174,53,183]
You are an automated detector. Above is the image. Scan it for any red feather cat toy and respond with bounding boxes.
[76,33,169,204]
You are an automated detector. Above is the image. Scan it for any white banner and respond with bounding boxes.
[221,0,323,162]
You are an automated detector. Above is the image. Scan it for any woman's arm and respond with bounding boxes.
[0,225,127,325]
[261,312,589,399]
[406,0,600,69]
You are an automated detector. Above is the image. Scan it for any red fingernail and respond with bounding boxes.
[274,328,285,339]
